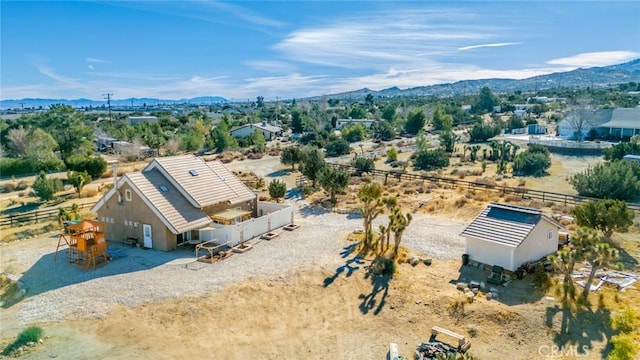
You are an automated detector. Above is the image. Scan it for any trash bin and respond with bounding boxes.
[462,254,469,266]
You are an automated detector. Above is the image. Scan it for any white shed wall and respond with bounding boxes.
[465,237,514,271]
[513,221,558,267]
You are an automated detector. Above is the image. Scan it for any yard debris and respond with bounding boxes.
[572,267,638,291]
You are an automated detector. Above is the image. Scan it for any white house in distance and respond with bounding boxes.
[230,120,283,140]
[461,202,563,272]
[335,118,376,130]
[557,108,640,139]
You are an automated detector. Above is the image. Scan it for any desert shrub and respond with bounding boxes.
[413,148,449,170]
[454,197,469,208]
[569,161,640,201]
[66,155,107,180]
[31,172,63,201]
[612,307,639,334]
[533,262,551,291]
[325,138,351,157]
[608,333,638,360]
[2,326,43,355]
[352,157,375,175]
[370,256,396,276]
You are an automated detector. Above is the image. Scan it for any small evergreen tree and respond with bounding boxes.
[268,179,287,203]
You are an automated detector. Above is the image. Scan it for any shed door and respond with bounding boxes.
[142,224,153,248]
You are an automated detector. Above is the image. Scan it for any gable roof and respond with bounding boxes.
[559,109,613,128]
[147,155,256,208]
[230,122,282,134]
[127,169,212,234]
[598,108,640,129]
[461,202,562,248]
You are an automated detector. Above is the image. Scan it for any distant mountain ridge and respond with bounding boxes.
[2,59,639,109]
[311,58,640,100]
[0,96,227,110]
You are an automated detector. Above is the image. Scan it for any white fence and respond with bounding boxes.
[207,202,293,246]
[529,136,614,150]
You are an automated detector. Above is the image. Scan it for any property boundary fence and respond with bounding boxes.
[325,163,640,213]
[0,202,95,229]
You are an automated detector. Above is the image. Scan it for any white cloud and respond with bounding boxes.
[273,8,503,70]
[546,51,640,67]
[85,57,110,63]
[88,65,95,71]
[458,42,521,51]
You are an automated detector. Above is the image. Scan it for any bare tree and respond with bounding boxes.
[566,98,593,141]
[6,126,28,157]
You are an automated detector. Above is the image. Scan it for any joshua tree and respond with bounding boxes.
[390,207,413,256]
[358,182,385,252]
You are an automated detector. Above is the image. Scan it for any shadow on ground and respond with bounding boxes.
[358,271,391,316]
[545,304,614,358]
[452,264,546,306]
[297,204,332,218]
[323,243,363,287]
[4,243,197,308]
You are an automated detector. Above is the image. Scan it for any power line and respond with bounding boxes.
[103,93,113,123]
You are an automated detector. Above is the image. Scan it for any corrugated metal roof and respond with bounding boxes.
[151,155,256,208]
[127,170,211,234]
[461,202,545,247]
[599,108,640,129]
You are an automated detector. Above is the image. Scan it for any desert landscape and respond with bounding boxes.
[1,150,639,360]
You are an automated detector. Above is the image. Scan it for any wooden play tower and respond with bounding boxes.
[55,220,109,269]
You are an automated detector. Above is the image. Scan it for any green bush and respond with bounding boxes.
[569,161,640,201]
[352,157,375,175]
[469,122,502,142]
[0,158,65,177]
[325,138,351,157]
[512,151,551,176]
[2,326,44,355]
[612,307,639,334]
[66,156,107,180]
[608,333,638,360]
[413,148,450,171]
[32,172,63,201]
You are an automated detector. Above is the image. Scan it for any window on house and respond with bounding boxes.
[125,189,132,202]
[548,230,553,240]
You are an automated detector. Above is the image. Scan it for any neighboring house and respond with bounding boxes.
[527,124,547,135]
[596,108,640,139]
[623,154,640,163]
[91,155,293,251]
[230,120,283,140]
[461,202,563,272]
[557,109,613,139]
[128,116,158,125]
[335,118,376,130]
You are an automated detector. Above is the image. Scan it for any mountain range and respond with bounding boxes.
[2,59,639,110]
[0,96,227,111]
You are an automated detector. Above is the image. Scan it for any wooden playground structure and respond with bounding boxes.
[55,220,109,270]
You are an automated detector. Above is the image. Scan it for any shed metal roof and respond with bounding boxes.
[461,202,561,248]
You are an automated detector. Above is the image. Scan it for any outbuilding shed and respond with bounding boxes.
[461,202,563,272]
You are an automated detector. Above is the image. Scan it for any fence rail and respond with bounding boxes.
[326,163,640,213]
[0,202,95,229]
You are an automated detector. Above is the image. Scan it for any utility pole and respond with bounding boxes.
[275,96,279,123]
[19,102,25,111]
[103,93,113,123]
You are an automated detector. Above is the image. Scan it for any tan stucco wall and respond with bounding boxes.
[96,182,175,251]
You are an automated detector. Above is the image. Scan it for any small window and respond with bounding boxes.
[548,230,553,240]
[125,189,132,202]
[189,169,199,176]
[159,185,169,192]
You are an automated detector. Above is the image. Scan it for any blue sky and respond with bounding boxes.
[1,1,639,101]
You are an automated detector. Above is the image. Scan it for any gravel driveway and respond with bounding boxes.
[0,202,466,327]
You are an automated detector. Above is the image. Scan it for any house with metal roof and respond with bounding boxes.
[230,120,283,140]
[461,202,563,272]
[557,109,613,139]
[91,155,293,251]
[596,108,640,139]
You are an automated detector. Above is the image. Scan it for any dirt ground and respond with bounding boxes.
[1,149,638,359]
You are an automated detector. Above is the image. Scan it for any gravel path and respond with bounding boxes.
[0,203,466,327]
